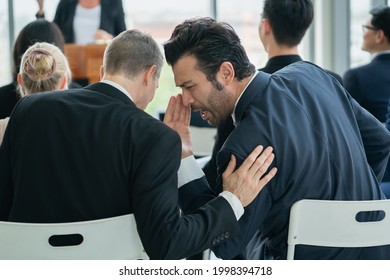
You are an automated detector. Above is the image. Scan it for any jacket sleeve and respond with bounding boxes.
[348,94,390,182]
[131,129,240,259]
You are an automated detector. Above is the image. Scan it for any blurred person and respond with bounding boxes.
[203,0,342,193]
[0,42,71,144]
[343,5,390,122]
[0,30,276,260]
[0,19,66,119]
[36,0,126,44]
[163,17,390,259]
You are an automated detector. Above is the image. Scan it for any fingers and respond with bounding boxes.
[252,149,274,179]
[259,167,278,186]
[239,145,264,171]
[223,155,236,178]
[164,94,190,125]
[184,100,191,127]
[163,96,176,124]
[172,94,183,123]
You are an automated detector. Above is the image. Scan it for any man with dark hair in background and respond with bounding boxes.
[343,5,390,123]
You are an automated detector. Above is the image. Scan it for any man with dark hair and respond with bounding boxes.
[163,17,390,259]
[343,5,390,122]
[203,0,342,193]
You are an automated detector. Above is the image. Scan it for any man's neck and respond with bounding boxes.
[267,44,299,59]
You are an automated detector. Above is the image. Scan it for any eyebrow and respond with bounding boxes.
[177,80,194,88]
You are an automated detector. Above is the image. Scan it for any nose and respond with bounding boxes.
[181,89,194,107]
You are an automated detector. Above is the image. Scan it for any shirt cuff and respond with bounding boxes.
[219,191,244,220]
[177,155,205,188]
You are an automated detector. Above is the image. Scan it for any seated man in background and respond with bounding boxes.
[0,30,276,260]
[343,5,390,122]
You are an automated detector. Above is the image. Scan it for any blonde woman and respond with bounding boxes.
[0,42,71,144]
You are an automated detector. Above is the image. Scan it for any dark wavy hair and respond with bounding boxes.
[163,17,255,90]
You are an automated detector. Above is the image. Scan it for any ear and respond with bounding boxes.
[99,65,105,80]
[17,73,23,87]
[143,65,157,85]
[375,29,386,44]
[59,75,68,90]
[262,18,272,34]
[218,61,235,85]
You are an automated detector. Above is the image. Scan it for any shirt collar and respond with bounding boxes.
[231,71,259,126]
[100,80,133,101]
[371,50,390,60]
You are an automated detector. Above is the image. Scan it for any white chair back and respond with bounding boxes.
[0,214,148,259]
[287,199,390,259]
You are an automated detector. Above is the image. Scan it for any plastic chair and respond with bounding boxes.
[0,214,148,260]
[287,199,390,260]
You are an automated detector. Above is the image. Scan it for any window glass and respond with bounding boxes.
[0,1,11,85]
[350,0,371,67]
[1,0,60,86]
[217,0,267,69]
[13,0,59,35]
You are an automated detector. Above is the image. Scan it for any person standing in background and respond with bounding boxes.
[343,5,390,122]
[36,0,126,44]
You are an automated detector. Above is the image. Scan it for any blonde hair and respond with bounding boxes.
[18,42,71,96]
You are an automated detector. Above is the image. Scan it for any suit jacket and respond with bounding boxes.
[203,55,343,192]
[184,61,390,259]
[343,53,390,122]
[0,82,19,119]
[0,81,81,119]
[53,0,126,43]
[0,82,240,260]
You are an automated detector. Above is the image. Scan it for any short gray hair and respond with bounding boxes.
[103,29,164,79]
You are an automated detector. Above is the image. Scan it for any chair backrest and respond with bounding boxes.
[287,199,390,260]
[0,214,148,260]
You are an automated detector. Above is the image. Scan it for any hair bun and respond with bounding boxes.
[23,49,57,82]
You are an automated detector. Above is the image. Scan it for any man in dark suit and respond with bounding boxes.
[203,0,342,192]
[163,17,390,259]
[343,5,390,122]
[0,30,277,260]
